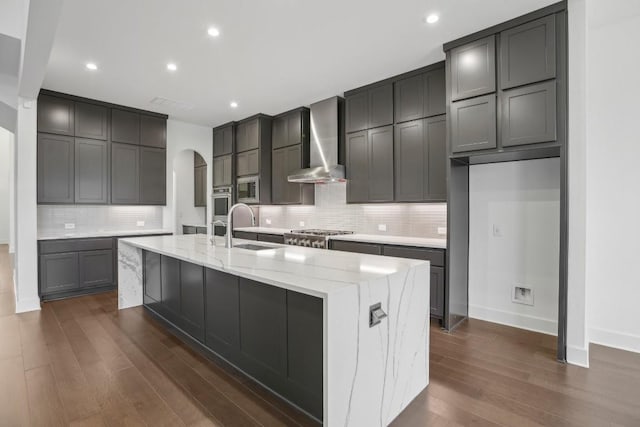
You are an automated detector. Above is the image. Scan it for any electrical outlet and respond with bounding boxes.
[265,219,272,225]
[378,224,387,232]
[64,223,75,230]
[512,286,534,306]
[492,224,503,237]
[136,220,145,227]
[437,227,447,235]
[299,221,305,227]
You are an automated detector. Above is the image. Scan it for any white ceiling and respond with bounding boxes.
[43,0,558,127]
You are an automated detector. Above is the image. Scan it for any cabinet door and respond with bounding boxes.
[111,143,139,204]
[257,234,285,244]
[239,278,287,377]
[369,83,393,129]
[346,131,369,203]
[346,91,368,133]
[39,253,79,295]
[450,35,496,101]
[271,147,286,204]
[79,249,113,288]
[213,154,232,186]
[139,147,166,205]
[425,115,447,200]
[143,250,162,304]
[330,240,382,255]
[75,138,109,204]
[161,255,181,317]
[183,226,197,235]
[287,111,303,146]
[111,109,140,145]
[234,231,258,240]
[140,115,167,148]
[394,120,425,201]
[194,165,206,207]
[205,268,240,361]
[236,151,248,176]
[222,155,233,185]
[450,94,497,153]
[395,74,424,124]
[430,266,445,318]
[285,145,304,203]
[213,125,233,157]
[37,95,74,136]
[368,125,394,202]
[180,261,205,341]
[501,80,556,147]
[237,149,259,176]
[75,102,107,140]
[500,14,556,89]
[272,116,288,150]
[424,67,446,117]
[237,120,259,152]
[37,133,75,203]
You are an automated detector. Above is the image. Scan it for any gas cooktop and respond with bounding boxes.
[284,229,354,248]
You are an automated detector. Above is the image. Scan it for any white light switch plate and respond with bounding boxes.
[136,220,145,227]
[299,221,305,227]
[265,219,272,225]
[437,227,447,235]
[64,223,75,230]
[378,224,387,232]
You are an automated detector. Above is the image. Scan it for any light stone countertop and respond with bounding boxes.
[328,233,447,249]
[233,226,292,235]
[38,229,173,241]
[119,234,427,298]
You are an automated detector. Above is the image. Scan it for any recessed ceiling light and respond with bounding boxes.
[207,27,220,37]
[425,14,439,24]
[167,63,177,71]
[230,101,238,108]
[85,62,98,70]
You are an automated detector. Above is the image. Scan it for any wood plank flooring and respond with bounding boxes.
[1,244,639,426]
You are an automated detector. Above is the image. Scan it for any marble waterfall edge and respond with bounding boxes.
[118,240,143,309]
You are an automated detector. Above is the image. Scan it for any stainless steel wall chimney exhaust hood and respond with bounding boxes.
[287,96,345,183]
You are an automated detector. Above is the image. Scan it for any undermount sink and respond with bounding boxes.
[233,243,275,251]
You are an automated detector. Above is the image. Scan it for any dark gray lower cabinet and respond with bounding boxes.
[40,252,79,294]
[430,266,445,318]
[79,249,113,288]
[142,253,323,421]
[330,240,382,255]
[233,231,258,240]
[257,233,285,244]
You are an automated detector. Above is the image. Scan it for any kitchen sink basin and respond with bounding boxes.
[233,243,275,251]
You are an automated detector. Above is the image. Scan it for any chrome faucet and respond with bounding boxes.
[226,203,256,248]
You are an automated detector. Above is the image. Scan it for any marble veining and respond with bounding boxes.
[118,241,144,309]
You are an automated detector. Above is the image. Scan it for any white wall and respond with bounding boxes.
[583,0,640,354]
[164,119,212,234]
[173,150,206,232]
[0,127,12,243]
[469,159,560,335]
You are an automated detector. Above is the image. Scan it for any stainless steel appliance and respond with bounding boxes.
[288,96,346,184]
[211,187,232,236]
[237,176,260,204]
[284,229,354,249]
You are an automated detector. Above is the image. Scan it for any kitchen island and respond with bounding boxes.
[118,234,430,426]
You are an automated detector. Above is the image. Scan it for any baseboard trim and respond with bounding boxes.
[567,345,589,368]
[15,297,41,313]
[469,304,557,336]
[590,327,640,354]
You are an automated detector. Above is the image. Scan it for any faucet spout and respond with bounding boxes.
[226,203,256,248]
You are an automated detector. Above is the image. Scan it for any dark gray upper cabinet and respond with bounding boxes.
[111,142,139,204]
[74,138,109,204]
[272,144,313,205]
[346,126,393,203]
[74,102,108,140]
[37,133,75,204]
[236,119,260,152]
[272,109,309,150]
[501,80,556,147]
[345,91,368,133]
[78,249,113,288]
[139,146,166,205]
[111,108,140,145]
[179,261,205,341]
[500,14,556,89]
[395,67,446,123]
[37,95,74,136]
[426,115,447,200]
[213,124,234,157]
[213,155,232,186]
[140,115,166,148]
[450,94,497,153]
[368,84,394,129]
[272,116,287,149]
[394,119,424,201]
[39,252,79,295]
[236,150,259,176]
[194,165,206,207]
[450,35,496,101]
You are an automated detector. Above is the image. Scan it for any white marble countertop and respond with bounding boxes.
[119,234,427,298]
[233,226,292,235]
[328,233,447,249]
[38,228,173,241]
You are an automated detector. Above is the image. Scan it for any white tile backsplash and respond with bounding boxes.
[259,182,446,238]
[38,205,164,235]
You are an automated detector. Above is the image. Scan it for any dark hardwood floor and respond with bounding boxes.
[1,244,640,426]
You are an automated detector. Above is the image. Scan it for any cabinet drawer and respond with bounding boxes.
[183,226,197,235]
[330,240,382,255]
[39,238,114,254]
[382,245,445,267]
[257,233,284,244]
[234,231,258,241]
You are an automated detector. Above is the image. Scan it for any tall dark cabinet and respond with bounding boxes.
[212,122,234,188]
[37,90,168,205]
[234,114,272,204]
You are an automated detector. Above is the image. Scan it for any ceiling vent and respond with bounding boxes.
[149,97,194,110]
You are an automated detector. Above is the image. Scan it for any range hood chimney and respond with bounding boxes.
[288,96,345,184]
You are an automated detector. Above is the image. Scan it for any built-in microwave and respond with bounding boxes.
[237,176,260,204]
